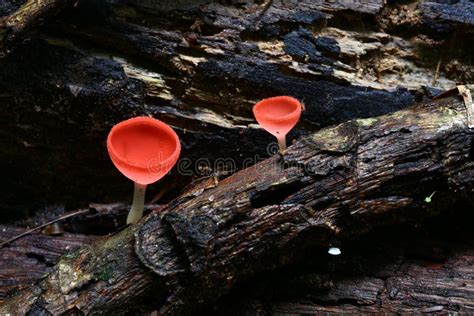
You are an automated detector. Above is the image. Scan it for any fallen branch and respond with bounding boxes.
[1,90,473,314]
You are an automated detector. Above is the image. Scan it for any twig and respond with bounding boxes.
[0,209,91,248]
[432,50,444,86]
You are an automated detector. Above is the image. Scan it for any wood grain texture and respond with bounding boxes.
[1,91,472,315]
[3,0,473,216]
[211,211,474,314]
[0,0,77,55]
[0,1,473,314]
[0,226,96,301]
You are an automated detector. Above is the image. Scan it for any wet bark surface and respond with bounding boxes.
[0,92,473,314]
[2,207,472,313]
[0,225,97,301]
[0,0,473,314]
[209,208,474,315]
[1,0,473,218]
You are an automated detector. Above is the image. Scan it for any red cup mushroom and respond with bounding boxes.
[107,116,181,224]
[253,96,302,152]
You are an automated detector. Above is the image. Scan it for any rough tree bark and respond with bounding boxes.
[1,90,473,314]
[0,0,76,55]
[0,203,160,302]
[2,0,473,217]
[211,208,474,315]
[0,225,97,301]
[1,0,473,314]
[2,207,473,313]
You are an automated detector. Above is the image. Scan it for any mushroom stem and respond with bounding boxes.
[127,182,147,224]
[277,135,287,152]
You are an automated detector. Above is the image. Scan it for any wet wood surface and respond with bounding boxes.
[1,91,472,314]
[0,0,473,314]
[1,0,473,217]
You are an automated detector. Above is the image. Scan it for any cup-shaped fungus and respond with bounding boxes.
[107,117,181,224]
[253,96,302,152]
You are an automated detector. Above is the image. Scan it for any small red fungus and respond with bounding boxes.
[107,116,181,224]
[253,96,302,152]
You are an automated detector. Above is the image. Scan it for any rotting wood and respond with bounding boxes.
[1,90,472,315]
[211,209,474,314]
[0,226,96,301]
[0,0,77,55]
[0,209,91,249]
[458,85,473,128]
[2,0,473,215]
[0,203,164,302]
[0,0,472,314]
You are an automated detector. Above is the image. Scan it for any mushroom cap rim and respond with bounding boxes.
[253,96,302,123]
[107,116,181,171]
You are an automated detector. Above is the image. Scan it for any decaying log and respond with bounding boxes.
[2,0,474,217]
[2,208,473,313]
[0,0,76,55]
[212,209,474,314]
[0,225,96,303]
[0,0,473,313]
[1,90,473,314]
[0,203,160,303]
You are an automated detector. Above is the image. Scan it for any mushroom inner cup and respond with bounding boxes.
[110,124,177,168]
[256,99,299,121]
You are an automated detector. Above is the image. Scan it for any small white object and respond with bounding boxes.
[328,247,341,256]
